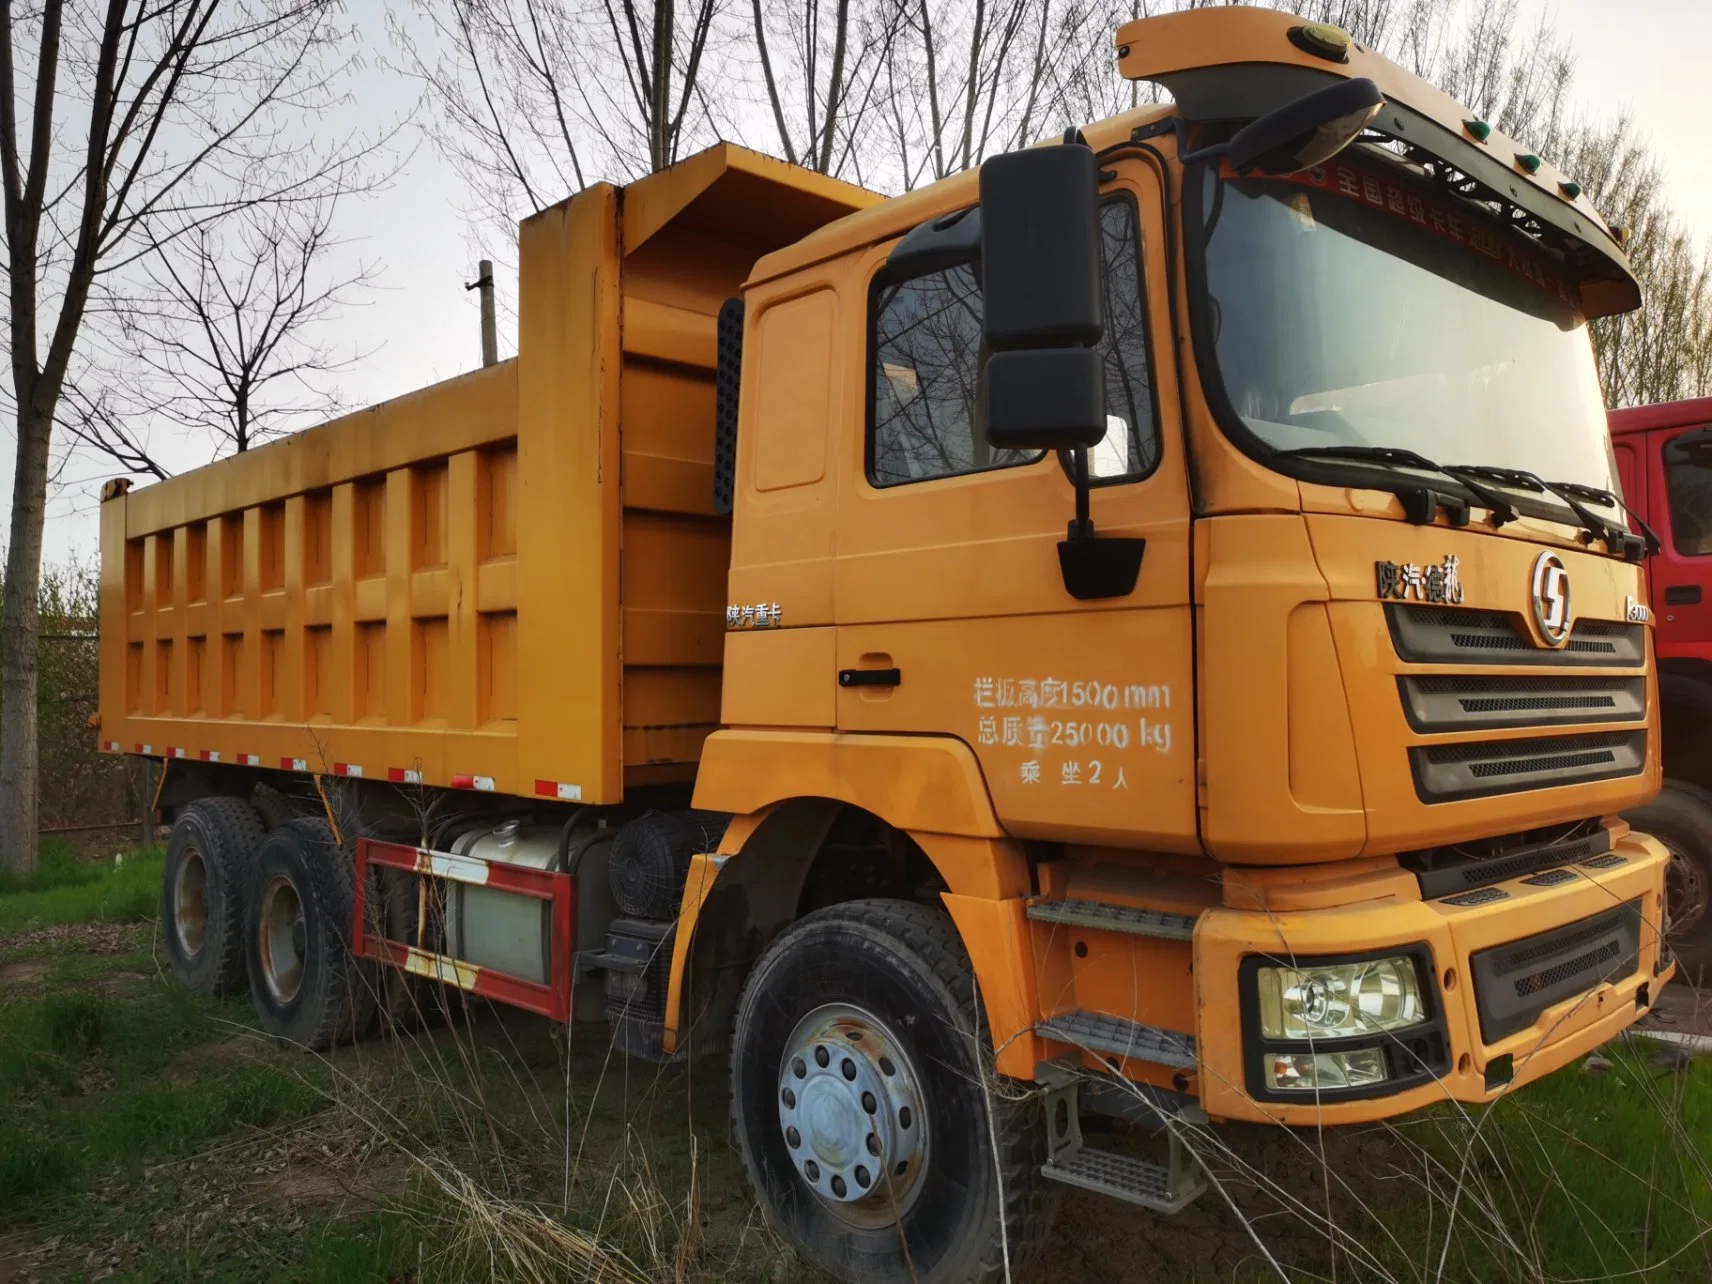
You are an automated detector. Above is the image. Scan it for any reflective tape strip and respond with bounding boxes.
[280,757,308,772]
[333,763,363,778]
[534,779,583,801]
[241,753,261,766]
[171,747,186,759]
[387,767,423,784]
[449,774,496,791]
[138,743,152,755]
[199,750,221,762]
[413,849,493,885]
[104,741,121,753]
[401,946,481,990]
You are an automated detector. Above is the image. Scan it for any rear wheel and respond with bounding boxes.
[730,899,1050,1284]
[161,798,265,995]
[244,817,376,1048]
[1626,780,1712,981]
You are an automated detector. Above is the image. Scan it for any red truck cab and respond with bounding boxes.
[1610,396,1712,977]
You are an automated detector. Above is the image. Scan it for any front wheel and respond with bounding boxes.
[730,899,1050,1284]
[1626,780,1712,982]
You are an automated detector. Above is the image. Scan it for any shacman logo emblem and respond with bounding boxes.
[1531,551,1573,647]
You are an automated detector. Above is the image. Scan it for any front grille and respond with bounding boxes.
[1401,821,1609,897]
[1397,674,1645,733]
[1444,887,1510,907]
[1470,900,1641,1042]
[1520,868,1578,887]
[1387,604,1645,667]
[1411,731,1646,802]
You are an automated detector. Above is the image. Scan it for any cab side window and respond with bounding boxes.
[1663,429,1712,555]
[868,198,1159,488]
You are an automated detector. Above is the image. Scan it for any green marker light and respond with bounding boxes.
[1464,120,1491,142]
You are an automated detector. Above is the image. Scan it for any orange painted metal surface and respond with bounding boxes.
[97,146,876,803]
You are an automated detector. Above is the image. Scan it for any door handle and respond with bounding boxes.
[1665,585,1702,605]
[839,667,901,688]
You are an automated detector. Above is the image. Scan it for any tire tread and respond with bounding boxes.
[731,897,1051,1284]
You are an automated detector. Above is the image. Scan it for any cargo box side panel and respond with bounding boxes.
[618,220,746,785]
[97,362,522,783]
[515,183,626,804]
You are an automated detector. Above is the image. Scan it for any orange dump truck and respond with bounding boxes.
[99,8,1673,1280]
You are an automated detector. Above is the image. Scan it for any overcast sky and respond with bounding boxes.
[21,0,1712,565]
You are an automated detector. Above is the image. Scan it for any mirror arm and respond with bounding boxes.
[1069,446,1094,541]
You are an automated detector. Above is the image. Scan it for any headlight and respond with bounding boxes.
[1265,1048,1388,1092]
[1255,955,1426,1041]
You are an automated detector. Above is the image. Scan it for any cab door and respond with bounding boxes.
[832,163,1197,850]
[1649,423,1712,657]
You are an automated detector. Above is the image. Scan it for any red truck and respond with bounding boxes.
[1610,396,1712,979]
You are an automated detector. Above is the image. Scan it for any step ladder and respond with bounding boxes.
[1026,898,1197,940]
[1038,1076,1208,1214]
[1036,1010,1197,1070]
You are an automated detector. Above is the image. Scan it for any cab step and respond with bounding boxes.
[1042,1143,1207,1214]
[1038,1077,1207,1214]
[1037,1010,1197,1069]
[1026,898,1197,940]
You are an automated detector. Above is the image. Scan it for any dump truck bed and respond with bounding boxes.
[96,146,877,804]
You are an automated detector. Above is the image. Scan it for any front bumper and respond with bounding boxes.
[1193,829,1672,1125]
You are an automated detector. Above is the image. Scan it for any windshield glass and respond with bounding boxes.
[1193,152,1618,498]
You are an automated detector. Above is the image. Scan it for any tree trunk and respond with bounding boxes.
[0,398,53,874]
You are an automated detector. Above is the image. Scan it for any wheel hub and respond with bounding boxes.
[1663,835,1710,942]
[258,875,306,1004]
[172,848,208,958]
[778,1005,927,1221]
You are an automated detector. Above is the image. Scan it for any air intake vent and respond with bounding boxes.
[1387,605,1645,667]
[1411,730,1646,802]
[1397,674,1645,733]
[1470,901,1641,1041]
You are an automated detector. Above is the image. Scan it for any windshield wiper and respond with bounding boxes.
[1547,479,1662,558]
[1274,445,1519,527]
[1446,464,1650,561]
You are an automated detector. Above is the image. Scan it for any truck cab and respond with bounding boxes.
[1609,395,1712,977]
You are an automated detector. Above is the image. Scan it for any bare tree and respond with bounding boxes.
[748,0,912,181]
[391,0,726,234]
[67,197,373,476]
[0,0,374,872]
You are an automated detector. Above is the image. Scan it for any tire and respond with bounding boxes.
[244,817,377,1049]
[364,864,423,1030]
[160,798,266,995]
[730,899,1051,1284]
[1626,779,1712,981]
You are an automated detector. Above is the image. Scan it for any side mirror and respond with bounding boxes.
[978,141,1106,452]
[977,139,1144,602]
[1229,77,1384,175]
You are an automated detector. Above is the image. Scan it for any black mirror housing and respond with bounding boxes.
[985,349,1106,452]
[978,142,1106,453]
[978,144,1104,348]
[1228,76,1384,175]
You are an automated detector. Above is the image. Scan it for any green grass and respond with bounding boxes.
[1353,1037,1712,1283]
[0,981,327,1214]
[0,844,163,938]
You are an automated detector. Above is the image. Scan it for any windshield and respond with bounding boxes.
[1192,152,1618,498]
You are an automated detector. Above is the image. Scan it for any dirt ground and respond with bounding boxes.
[4,923,1708,1283]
